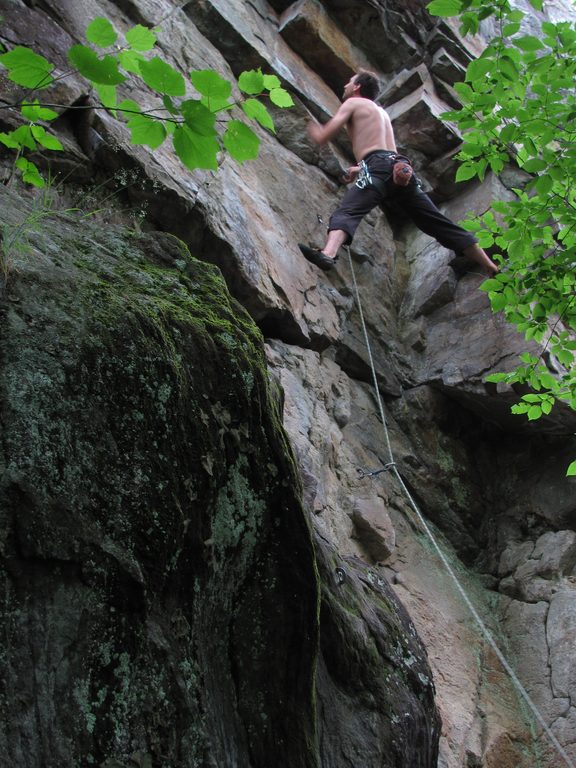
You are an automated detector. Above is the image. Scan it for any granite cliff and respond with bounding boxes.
[1,1,575,767]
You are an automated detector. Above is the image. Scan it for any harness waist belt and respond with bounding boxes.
[362,150,398,161]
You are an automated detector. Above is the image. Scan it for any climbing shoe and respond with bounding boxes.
[298,243,338,271]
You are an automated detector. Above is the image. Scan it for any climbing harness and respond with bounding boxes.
[344,244,576,768]
[355,159,373,189]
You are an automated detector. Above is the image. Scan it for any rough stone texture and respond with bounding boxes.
[2,1,576,767]
[0,186,321,768]
[351,497,396,562]
[278,0,374,97]
[315,541,440,768]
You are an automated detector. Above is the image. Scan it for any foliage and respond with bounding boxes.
[427,0,576,476]
[0,17,294,186]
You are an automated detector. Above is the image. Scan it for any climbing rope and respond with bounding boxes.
[345,244,576,768]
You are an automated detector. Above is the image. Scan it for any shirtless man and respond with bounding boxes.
[299,70,499,275]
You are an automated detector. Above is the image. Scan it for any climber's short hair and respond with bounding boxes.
[354,70,381,101]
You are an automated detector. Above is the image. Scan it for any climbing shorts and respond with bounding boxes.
[328,150,477,253]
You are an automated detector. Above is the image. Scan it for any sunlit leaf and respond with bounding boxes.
[15,157,45,187]
[30,125,64,150]
[173,124,219,170]
[0,46,53,88]
[68,44,126,85]
[126,24,156,52]
[86,17,118,47]
[139,57,186,96]
[117,49,145,75]
[95,83,117,111]
[426,0,462,17]
[263,74,281,90]
[222,120,260,162]
[269,88,294,107]
[127,113,166,148]
[20,101,59,121]
[181,99,217,136]
[242,98,275,132]
[190,70,231,111]
[238,69,264,95]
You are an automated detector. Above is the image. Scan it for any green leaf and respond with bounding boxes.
[222,120,260,162]
[527,405,542,420]
[467,58,492,79]
[426,0,462,17]
[534,175,553,194]
[117,49,145,75]
[139,57,186,96]
[173,125,219,170]
[242,98,275,132]
[490,293,508,312]
[522,157,547,173]
[263,74,281,91]
[11,125,36,150]
[20,102,59,121]
[529,0,543,9]
[191,70,232,111]
[127,113,166,149]
[238,69,265,95]
[95,83,117,111]
[191,70,231,97]
[567,460,576,477]
[455,162,478,182]
[86,17,117,47]
[125,24,156,52]
[541,22,558,36]
[118,99,141,118]
[0,46,54,89]
[163,95,177,113]
[68,44,126,85]
[557,349,574,366]
[181,100,217,136]
[480,278,502,292]
[15,157,45,187]
[507,10,525,22]
[515,36,544,52]
[30,125,64,150]
[0,132,20,149]
[269,88,294,108]
[453,82,474,102]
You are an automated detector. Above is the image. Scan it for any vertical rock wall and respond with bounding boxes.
[1,0,575,767]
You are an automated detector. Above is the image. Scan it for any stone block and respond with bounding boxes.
[498,541,535,576]
[548,589,576,699]
[279,0,374,96]
[533,531,576,577]
[351,497,396,562]
[431,47,467,86]
[426,22,480,66]
[323,3,420,72]
[267,0,294,11]
[386,86,462,158]
[380,64,431,107]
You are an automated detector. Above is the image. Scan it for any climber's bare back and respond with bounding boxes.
[343,97,397,162]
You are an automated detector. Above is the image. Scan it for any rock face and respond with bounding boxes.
[0,183,439,767]
[0,186,320,767]
[1,1,576,767]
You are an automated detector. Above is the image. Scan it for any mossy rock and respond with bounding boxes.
[0,186,319,768]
